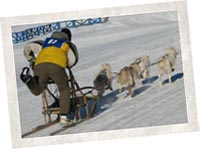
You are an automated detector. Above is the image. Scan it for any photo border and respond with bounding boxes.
[0,0,197,148]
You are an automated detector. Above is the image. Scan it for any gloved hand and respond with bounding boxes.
[20,67,32,84]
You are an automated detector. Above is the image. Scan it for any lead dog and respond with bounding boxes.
[157,47,177,86]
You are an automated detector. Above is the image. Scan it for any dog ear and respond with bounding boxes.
[101,64,106,68]
[135,58,141,64]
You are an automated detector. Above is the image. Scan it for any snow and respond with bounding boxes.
[12,11,187,138]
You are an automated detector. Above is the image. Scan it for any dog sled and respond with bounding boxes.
[22,67,99,137]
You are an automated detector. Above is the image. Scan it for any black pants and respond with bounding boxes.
[27,63,70,115]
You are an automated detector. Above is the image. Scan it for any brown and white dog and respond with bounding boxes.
[117,66,135,97]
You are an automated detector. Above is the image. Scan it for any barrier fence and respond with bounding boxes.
[12,17,109,44]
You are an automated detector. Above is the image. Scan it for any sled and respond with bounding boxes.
[22,67,99,138]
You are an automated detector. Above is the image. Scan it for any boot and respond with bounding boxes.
[60,115,74,127]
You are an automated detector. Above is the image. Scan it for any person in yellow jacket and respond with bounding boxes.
[20,28,78,127]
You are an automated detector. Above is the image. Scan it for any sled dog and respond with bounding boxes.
[157,47,177,86]
[101,63,113,90]
[93,63,113,97]
[165,47,177,71]
[129,62,143,82]
[117,66,135,97]
[135,55,151,79]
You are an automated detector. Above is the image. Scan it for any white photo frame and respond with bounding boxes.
[0,0,198,148]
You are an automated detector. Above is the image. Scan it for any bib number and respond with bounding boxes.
[43,38,67,49]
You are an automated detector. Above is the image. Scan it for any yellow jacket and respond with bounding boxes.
[35,38,70,68]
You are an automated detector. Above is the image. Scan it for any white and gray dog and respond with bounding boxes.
[129,55,151,86]
[135,55,151,80]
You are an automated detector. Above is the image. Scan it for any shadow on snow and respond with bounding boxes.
[142,76,158,85]
[70,72,183,120]
[163,72,183,85]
